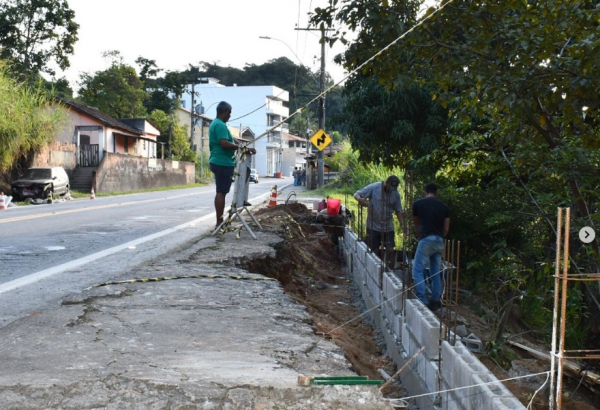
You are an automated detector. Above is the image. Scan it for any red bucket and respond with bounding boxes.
[327,198,341,216]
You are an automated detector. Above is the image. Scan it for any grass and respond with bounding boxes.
[70,182,207,198]
[7,183,209,205]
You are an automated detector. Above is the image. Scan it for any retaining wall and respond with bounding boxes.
[94,152,195,193]
[342,228,525,410]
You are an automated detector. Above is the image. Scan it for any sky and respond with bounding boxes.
[57,0,350,91]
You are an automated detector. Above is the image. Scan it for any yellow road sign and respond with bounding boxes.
[310,129,332,151]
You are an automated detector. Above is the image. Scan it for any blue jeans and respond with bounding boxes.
[412,235,444,304]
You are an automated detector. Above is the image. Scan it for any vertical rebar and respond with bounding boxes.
[447,240,455,341]
[549,207,563,410]
[453,241,461,345]
[556,207,570,410]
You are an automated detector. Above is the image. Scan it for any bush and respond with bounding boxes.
[0,62,66,174]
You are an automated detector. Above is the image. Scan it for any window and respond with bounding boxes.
[80,135,90,145]
[143,140,146,150]
[288,141,294,148]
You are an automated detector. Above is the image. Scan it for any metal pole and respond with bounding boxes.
[317,26,326,188]
[556,207,571,410]
[168,123,172,158]
[549,207,562,410]
[200,117,204,179]
[190,82,195,146]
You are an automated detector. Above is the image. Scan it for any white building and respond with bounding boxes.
[181,78,289,178]
[282,133,308,176]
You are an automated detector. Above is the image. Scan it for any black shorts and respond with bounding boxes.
[210,163,234,194]
[366,228,395,252]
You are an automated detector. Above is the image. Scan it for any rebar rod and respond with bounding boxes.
[549,207,563,410]
[453,241,461,345]
[557,207,571,410]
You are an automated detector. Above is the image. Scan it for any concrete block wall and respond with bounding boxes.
[343,228,526,410]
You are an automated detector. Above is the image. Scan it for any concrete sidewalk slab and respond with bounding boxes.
[0,230,392,409]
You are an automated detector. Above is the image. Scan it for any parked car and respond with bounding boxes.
[11,166,70,200]
[249,169,259,183]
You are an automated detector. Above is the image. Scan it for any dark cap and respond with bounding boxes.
[386,175,400,190]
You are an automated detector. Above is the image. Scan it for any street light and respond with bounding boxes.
[258,36,319,86]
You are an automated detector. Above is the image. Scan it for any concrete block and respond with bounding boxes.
[392,313,403,339]
[366,253,382,288]
[356,241,367,265]
[405,299,422,335]
[421,315,442,359]
[453,352,486,390]
[401,321,410,354]
[462,333,484,353]
[469,373,513,410]
[382,271,403,313]
[492,396,527,410]
[424,359,440,393]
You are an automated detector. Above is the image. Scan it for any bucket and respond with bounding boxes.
[276,172,282,178]
[326,198,341,216]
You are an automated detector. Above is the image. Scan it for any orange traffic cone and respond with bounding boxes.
[90,188,95,200]
[0,192,5,210]
[268,185,278,207]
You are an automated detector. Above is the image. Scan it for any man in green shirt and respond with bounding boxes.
[209,101,256,228]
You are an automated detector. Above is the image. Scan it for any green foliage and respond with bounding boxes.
[78,51,148,118]
[327,141,403,193]
[196,151,211,181]
[334,74,447,168]
[0,0,79,76]
[147,110,196,162]
[136,57,186,114]
[312,0,600,350]
[0,63,65,173]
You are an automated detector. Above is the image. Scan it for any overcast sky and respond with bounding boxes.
[58,0,349,90]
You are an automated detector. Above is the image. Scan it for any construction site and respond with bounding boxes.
[2,181,598,410]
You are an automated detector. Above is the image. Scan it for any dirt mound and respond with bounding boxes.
[244,203,398,386]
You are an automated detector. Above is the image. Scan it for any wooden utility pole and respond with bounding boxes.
[295,25,331,188]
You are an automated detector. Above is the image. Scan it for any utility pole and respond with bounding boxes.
[317,26,326,188]
[168,123,172,158]
[190,81,196,148]
[296,25,330,188]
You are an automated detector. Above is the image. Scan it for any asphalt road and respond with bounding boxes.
[0,176,289,328]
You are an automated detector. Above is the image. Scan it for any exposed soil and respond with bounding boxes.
[242,203,404,398]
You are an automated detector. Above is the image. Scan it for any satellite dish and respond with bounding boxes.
[195,104,204,115]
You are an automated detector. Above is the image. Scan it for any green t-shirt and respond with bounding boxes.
[209,118,236,166]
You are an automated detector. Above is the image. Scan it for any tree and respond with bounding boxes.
[0,62,65,174]
[78,51,147,118]
[136,57,186,114]
[0,0,79,76]
[333,74,447,168]
[312,0,600,346]
[147,110,196,162]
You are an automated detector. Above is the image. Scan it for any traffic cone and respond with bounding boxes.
[0,192,5,210]
[90,188,95,200]
[268,185,278,207]
[46,191,53,204]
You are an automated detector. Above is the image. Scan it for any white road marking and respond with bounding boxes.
[0,212,215,295]
[0,191,271,295]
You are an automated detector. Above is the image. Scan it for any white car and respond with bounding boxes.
[249,169,259,183]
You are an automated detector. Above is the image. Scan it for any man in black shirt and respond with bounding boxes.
[412,183,450,311]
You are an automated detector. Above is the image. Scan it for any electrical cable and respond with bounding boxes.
[239,0,454,149]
